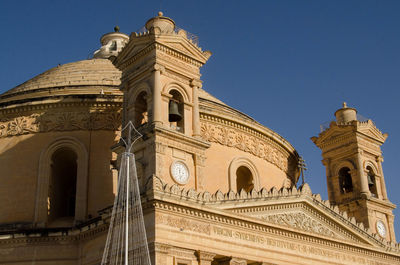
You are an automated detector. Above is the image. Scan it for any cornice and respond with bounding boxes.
[154,125,211,150]
[0,100,122,115]
[0,220,108,246]
[117,42,204,72]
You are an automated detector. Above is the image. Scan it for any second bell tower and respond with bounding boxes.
[312,103,396,242]
[113,12,212,191]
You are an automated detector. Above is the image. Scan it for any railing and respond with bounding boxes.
[134,26,199,45]
[319,113,372,133]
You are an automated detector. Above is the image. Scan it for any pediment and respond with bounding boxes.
[357,122,387,143]
[217,195,387,248]
[228,202,364,243]
[313,125,354,146]
[115,32,210,70]
[151,178,394,251]
[157,36,210,63]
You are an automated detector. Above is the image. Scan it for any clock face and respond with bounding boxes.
[171,161,189,185]
[376,220,386,238]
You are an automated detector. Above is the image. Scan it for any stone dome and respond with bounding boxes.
[0,59,122,106]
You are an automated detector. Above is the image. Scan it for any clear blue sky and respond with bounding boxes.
[1,1,400,237]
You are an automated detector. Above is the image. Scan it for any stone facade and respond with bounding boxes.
[0,13,399,265]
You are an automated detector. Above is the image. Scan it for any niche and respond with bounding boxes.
[48,148,77,222]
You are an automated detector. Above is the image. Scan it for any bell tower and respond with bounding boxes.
[311,103,396,242]
[113,12,211,191]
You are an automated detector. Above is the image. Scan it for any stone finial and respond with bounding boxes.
[114,26,120,32]
[158,11,163,17]
[343,102,347,108]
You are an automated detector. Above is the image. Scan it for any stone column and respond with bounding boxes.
[376,156,388,200]
[356,150,370,197]
[152,64,164,125]
[322,158,334,202]
[196,251,216,265]
[190,79,202,137]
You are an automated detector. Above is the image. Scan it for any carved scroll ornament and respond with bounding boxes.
[262,212,335,237]
[0,111,121,138]
[200,122,292,173]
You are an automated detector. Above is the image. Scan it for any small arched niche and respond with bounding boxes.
[168,89,184,133]
[366,166,378,198]
[133,91,148,128]
[236,166,254,192]
[48,148,77,222]
[338,167,353,194]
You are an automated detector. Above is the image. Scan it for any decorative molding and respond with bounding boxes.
[200,120,295,174]
[195,250,216,262]
[261,212,336,238]
[155,212,211,235]
[0,110,122,138]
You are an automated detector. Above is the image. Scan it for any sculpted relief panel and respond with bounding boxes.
[261,212,336,238]
[200,121,296,174]
[0,109,121,137]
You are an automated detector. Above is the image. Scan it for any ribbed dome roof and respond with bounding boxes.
[0,59,121,99]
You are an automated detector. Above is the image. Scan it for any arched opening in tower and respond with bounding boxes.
[48,148,78,222]
[338,167,353,193]
[367,166,378,198]
[134,91,148,128]
[169,90,184,133]
[236,166,254,193]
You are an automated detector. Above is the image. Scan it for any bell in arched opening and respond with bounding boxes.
[168,100,182,122]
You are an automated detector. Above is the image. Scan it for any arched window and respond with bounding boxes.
[228,157,259,192]
[48,148,77,222]
[339,167,353,193]
[236,166,254,192]
[35,137,88,227]
[169,90,184,133]
[134,91,148,128]
[367,166,378,197]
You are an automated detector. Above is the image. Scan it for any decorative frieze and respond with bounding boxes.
[262,212,335,238]
[155,212,211,235]
[200,121,294,173]
[0,110,121,138]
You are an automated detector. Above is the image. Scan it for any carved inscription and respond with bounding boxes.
[0,111,121,138]
[262,212,335,237]
[212,226,393,265]
[156,213,210,235]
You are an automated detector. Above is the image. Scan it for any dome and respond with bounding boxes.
[0,59,122,105]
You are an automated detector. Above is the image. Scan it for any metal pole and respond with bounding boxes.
[125,153,129,265]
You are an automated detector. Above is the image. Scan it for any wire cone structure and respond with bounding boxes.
[101,122,151,265]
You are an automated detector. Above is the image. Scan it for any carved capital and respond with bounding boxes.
[190,78,203,89]
[153,242,171,254]
[196,250,216,263]
[152,63,165,73]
